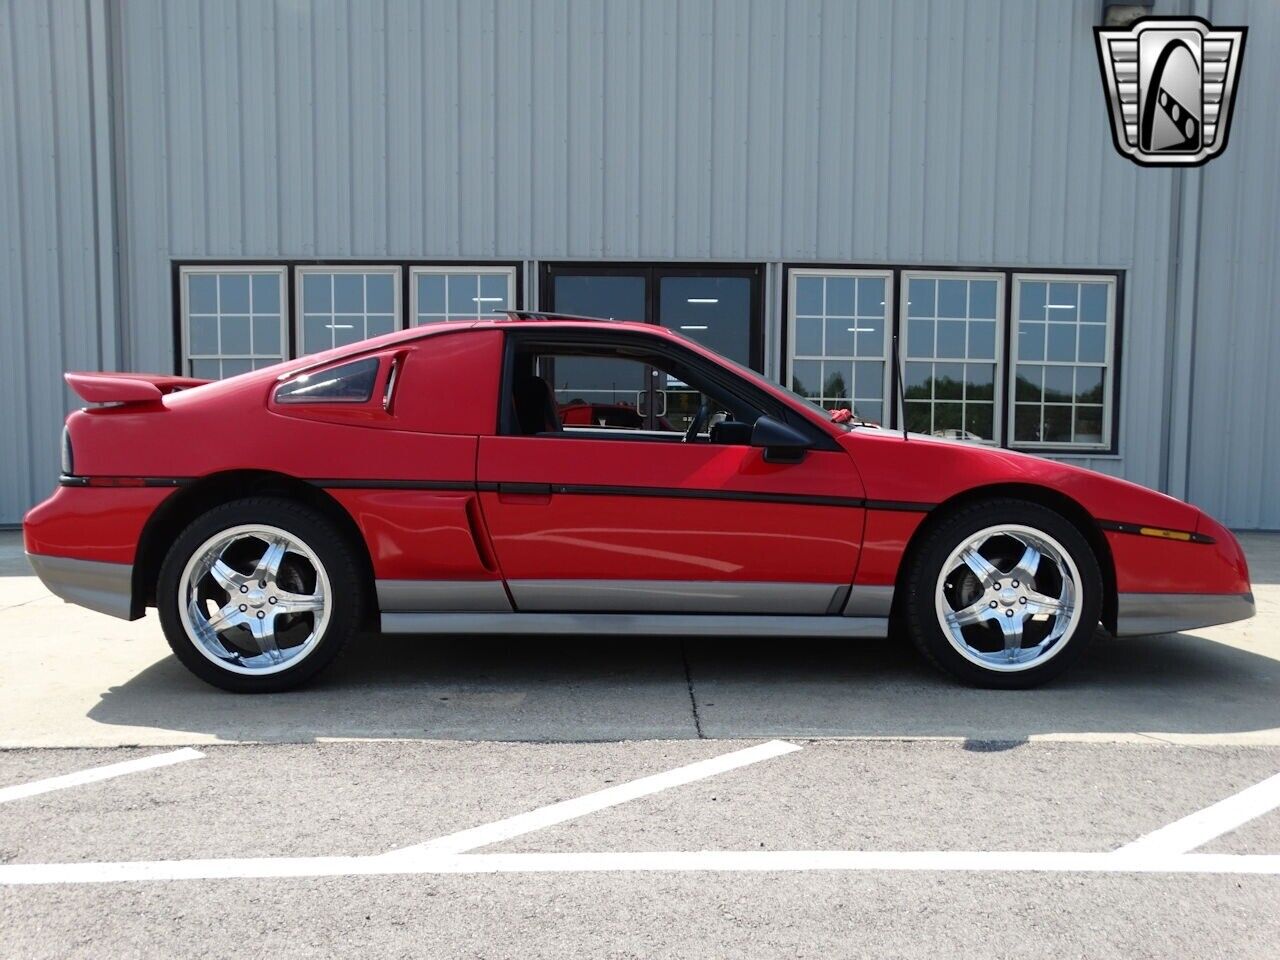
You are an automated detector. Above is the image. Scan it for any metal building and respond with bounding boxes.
[2,0,1278,527]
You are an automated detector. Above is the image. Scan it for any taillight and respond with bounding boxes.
[61,426,74,476]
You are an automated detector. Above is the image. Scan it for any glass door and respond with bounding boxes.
[542,264,762,433]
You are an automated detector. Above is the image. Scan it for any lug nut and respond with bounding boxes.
[238,604,247,612]
[240,585,248,593]
[1019,597,1027,605]
[989,600,997,608]
[1012,580,1019,588]
[1005,609,1013,617]
[993,582,1002,590]
[256,611,265,619]
[269,597,277,604]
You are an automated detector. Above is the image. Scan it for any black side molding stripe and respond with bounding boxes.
[1097,519,1215,544]
[60,474,936,514]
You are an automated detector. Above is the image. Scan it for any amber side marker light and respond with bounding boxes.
[1139,526,1193,541]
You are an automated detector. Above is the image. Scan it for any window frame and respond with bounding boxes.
[177,264,289,379]
[1007,272,1119,453]
[899,269,1006,446]
[409,265,519,326]
[785,267,894,427]
[293,264,403,356]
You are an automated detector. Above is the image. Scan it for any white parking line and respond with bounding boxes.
[1117,769,1280,855]
[385,739,802,856]
[0,748,203,805]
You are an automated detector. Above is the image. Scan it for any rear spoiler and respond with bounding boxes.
[66,372,211,405]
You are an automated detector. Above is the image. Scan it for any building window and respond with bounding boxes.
[411,266,517,324]
[1011,275,1116,449]
[180,266,287,379]
[296,266,401,355]
[786,269,891,425]
[902,272,1003,442]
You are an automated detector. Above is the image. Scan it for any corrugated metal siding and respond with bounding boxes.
[2,0,1276,525]
[1186,0,1280,528]
[0,0,105,524]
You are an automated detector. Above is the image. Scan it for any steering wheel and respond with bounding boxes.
[684,398,714,443]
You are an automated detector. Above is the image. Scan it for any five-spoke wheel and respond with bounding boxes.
[905,499,1101,688]
[158,498,363,692]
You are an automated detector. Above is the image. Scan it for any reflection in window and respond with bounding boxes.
[788,270,890,425]
[902,274,1001,442]
[1012,277,1114,448]
[275,357,381,404]
[412,267,515,324]
[182,268,286,379]
[298,267,400,355]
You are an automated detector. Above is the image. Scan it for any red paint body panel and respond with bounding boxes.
[327,489,500,582]
[855,510,929,586]
[66,372,208,404]
[23,486,173,564]
[477,437,863,582]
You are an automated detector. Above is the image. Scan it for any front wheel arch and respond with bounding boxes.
[891,483,1117,636]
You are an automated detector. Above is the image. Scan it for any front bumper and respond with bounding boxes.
[26,552,137,620]
[1114,591,1255,637]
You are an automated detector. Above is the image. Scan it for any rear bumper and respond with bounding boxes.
[1114,591,1255,637]
[26,552,138,621]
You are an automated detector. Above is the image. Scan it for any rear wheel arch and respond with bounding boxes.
[132,471,376,624]
[891,483,1118,635]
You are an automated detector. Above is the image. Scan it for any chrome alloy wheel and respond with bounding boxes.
[178,524,332,676]
[933,523,1082,673]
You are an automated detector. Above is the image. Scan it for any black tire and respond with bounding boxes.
[157,497,364,693]
[903,498,1102,689]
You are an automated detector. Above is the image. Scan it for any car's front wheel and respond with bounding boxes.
[903,499,1102,688]
[157,498,363,692]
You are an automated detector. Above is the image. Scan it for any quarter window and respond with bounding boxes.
[275,357,381,404]
[902,273,1002,443]
[411,266,517,324]
[296,266,401,355]
[180,267,287,379]
[1011,276,1115,449]
[787,270,891,425]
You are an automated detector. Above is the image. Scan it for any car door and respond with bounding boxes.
[476,330,866,615]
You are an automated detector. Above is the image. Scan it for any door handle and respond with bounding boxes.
[496,482,553,496]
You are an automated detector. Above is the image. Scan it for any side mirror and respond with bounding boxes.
[750,415,811,463]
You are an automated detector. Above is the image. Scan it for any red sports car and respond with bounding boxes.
[24,313,1253,692]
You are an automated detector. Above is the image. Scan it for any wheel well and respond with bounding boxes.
[891,483,1118,633]
[132,470,377,624]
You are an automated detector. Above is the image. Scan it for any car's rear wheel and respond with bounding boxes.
[157,498,362,692]
[903,499,1102,688]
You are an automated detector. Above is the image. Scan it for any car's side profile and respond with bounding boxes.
[24,313,1253,692]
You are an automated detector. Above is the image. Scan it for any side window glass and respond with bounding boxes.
[275,357,380,404]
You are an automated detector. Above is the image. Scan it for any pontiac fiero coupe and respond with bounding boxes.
[25,313,1253,692]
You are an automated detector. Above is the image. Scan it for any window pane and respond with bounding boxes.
[855,317,884,357]
[220,274,250,313]
[964,403,993,440]
[1015,365,1043,401]
[937,279,966,318]
[854,361,883,400]
[934,402,962,433]
[1074,405,1104,444]
[1043,365,1074,403]
[935,320,966,358]
[1080,283,1108,323]
[907,278,935,318]
[795,276,823,315]
[822,362,850,399]
[252,316,280,355]
[447,274,478,313]
[479,272,509,309]
[791,359,821,397]
[1078,323,1106,363]
[904,362,931,400]
[825,277,854,316]
[252,273,280,313]
[969,280,997,319]
[824,318,856,357]
[855,400,883,425]
[189,275,218,313]
[1046,323,1076,362]
[857,278,885,316]
[934,362,964,400]
[333,274,365,312]
[964,363,994,401]
[1019,281,1046,322]
[367,314,395,338]
[221,358,252,378]
[189,315,219,356]
[276,357,380,403]
[905,401,931,433]
[303,273,331,312]
[366,274,395,313]
[794,317,822,356]
[1043,405,1072,443]
[1018,322,1045,361]
[967,320,996,360]
[1075,367,1104,404]
[191,359,220,380]
[417,274,446,315]
[1015,404,1041,442]
[907,318,934,358]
